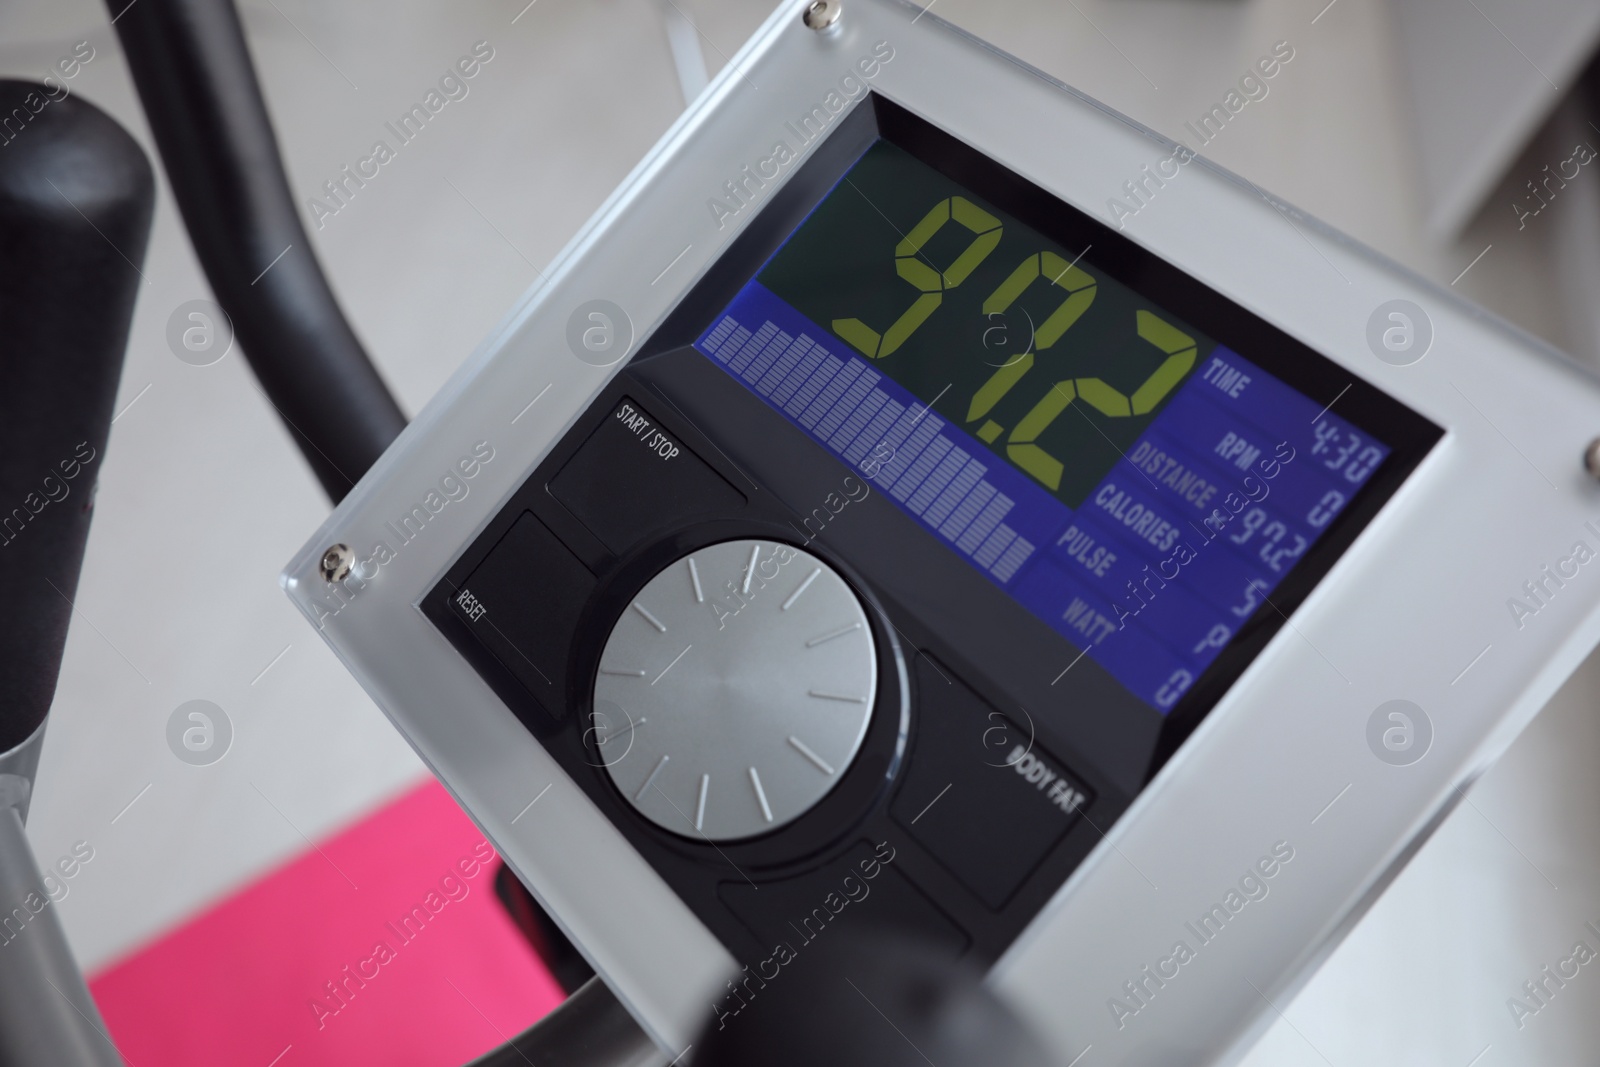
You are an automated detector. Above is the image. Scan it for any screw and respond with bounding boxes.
[803,0,841,31]
[1585,439,1600,481]
[320,543,354,583]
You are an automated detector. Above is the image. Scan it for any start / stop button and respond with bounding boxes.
[548,397,745,555]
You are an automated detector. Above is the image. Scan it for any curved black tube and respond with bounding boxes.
[107,0,407,502]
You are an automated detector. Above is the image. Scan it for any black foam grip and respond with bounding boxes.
[0,81,154,753]
[108,0,407,502]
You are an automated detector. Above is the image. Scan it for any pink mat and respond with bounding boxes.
[90,779,567,1066]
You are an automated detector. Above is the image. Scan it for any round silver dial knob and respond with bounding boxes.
[593,538,877,841]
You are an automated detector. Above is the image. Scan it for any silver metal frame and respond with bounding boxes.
[284,1,1600,1060]
[0,722,124,1066]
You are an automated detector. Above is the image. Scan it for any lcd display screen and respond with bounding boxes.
[693,139,1390,713]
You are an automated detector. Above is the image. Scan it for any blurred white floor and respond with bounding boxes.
[3,0,1600,1063]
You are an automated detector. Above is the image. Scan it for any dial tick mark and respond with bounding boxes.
[637,754,669,802]
[787,736,835,775]
[748,767,773,822]
[742,544,761,595]
[806,622,862,647]
[632,602,667,633]
[783,567,822,610]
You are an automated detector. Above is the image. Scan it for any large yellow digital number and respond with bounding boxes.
[1005,311,1197,490]
[966,252,1097,438]
[1078,311,1198,417]
[830,192,1199,497]
[833,196,1002,359]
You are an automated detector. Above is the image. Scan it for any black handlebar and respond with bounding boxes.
[107,0,408,502]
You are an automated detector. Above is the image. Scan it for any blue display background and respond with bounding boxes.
[696,281,1389,713]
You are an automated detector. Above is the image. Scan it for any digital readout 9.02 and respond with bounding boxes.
[694,141,1391,712]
